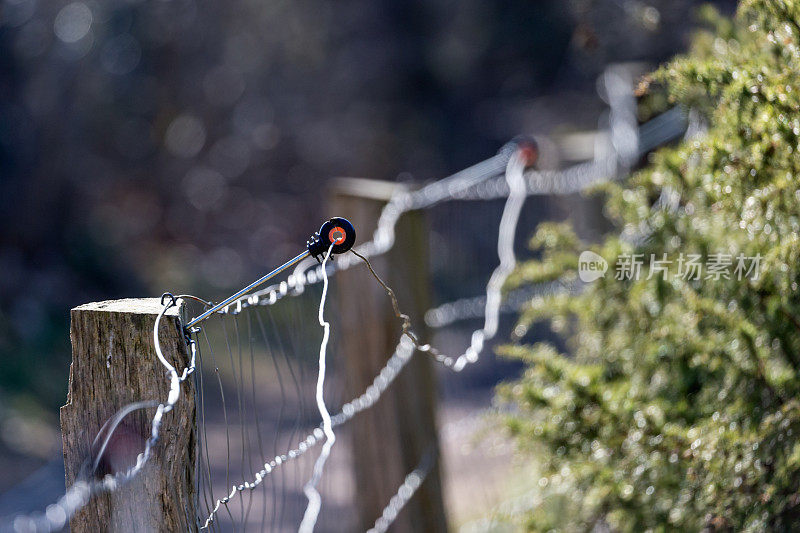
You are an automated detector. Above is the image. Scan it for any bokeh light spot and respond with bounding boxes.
[53,2,92,43]
[165,114,206,158]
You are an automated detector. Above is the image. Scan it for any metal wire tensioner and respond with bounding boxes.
[184,217,356,329]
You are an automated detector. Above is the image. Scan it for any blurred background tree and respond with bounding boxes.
[501,1,800,529]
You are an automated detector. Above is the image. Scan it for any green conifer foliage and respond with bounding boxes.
[499,2,800,530]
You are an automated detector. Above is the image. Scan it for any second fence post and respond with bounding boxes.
[60,298,197,533]
[330,177,448,532]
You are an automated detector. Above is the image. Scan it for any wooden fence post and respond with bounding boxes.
[330,178,448,532]
[60,298,197,532]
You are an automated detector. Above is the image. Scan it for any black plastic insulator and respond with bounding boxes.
[307,217,357,259]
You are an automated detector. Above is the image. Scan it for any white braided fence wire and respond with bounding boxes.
[3,64,697,532]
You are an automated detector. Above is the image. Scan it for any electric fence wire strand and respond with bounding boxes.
[196,141,577,530]
[192,75,662,526]
[5,65,695,532]
[347,149,529,372]
[298,244,336,533]
[210,78,682,328]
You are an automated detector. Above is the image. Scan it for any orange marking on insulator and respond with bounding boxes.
[329,227,346,245]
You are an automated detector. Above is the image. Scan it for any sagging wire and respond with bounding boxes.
[202,134,592,319]
[192,148,532,528]
[460,148,529,369]
[6,294,196,533]
[299,244,336,533]
[350,148,531,372]
[199,148,512,319]
[194,144,566,526]
[272,83,685,326]
[421,107,693,329]
[28,139,606,533]
[193,217,358,531]
[211,67,687,324]
[13,69,685,531]
[88,400,159,477]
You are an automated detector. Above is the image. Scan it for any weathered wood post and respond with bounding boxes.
[60,299,197,532]
[330,178,448,532]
